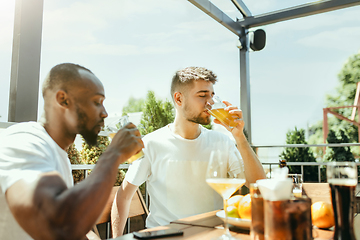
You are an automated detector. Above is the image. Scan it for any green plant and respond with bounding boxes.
[279,127,318,182]
[308,52,360,157]
[138,91,175,135]
[122,96,145,116]
[80,136,126,186]
[323,129,355,162]
[67,143,85,184]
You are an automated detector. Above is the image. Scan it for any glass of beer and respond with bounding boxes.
[206,96,239,129]
[103,115,144,163]
[206,150,245,240]
[327,161,358,240]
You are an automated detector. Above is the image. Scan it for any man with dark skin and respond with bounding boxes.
[0,63,144,239]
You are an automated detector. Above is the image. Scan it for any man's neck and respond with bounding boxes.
[172,116,201,140]
[43,120,76,150]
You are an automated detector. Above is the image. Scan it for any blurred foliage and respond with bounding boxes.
[323,129,355,162]
[67,143,85,184]
[324,129,359,180]
[67,136,126,186]
[80,136,126,186]
[138,91,175,135]
[122,96,145,116]
[308,52,360,158]
[279,127,319,182]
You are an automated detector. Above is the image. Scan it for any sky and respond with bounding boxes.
[1,0,360,162]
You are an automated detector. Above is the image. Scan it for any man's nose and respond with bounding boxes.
[101,107,108,118]
[208,97,215,105]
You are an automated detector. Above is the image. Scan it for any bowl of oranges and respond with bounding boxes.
[216,194,251,229]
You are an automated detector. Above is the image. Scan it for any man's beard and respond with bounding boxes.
[184,102,211,125]
[76,105,99,147]
[188,114,211,125]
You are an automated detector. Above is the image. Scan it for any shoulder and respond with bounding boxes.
[1,122,45,138]
[0,122,53,150]
[143,125,171,142]
[2,121,44,134]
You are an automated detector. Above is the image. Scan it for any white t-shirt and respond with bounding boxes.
[125,124,244,228]
[0,122,73,240]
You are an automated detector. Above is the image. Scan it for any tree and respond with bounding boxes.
[308,52,360,157]
[323,129,355,162]
[279,127,318,182]
[138,91,175,135]
[122,97,145,116]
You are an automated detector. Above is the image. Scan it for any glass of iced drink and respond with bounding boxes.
[206,96,239,129]
[264,200,292,240]
[250,183,264,240]
[286,197,312,240]
[103,115,144,163]
[327,161,357,240]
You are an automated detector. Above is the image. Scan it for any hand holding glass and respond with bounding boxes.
[206,96,240,129]
[206,150,245,240]
[103,116,144,163]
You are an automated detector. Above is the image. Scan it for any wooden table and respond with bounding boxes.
[110,210,336,240]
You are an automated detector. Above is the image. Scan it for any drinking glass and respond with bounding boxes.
[327,161,357,240]
[206,96,240,129]
[288,174,303,197]
[250,183,264,240]
[206,150,245,240]
[102,115,144,163]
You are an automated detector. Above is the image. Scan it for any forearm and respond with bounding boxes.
[53,150,125,235]
[13,150,125,239]
[234,132,266,184]
[111,182,136,237]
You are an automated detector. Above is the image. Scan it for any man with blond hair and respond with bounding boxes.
[111,66,266,237]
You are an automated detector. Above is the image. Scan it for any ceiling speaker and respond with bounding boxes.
[250,29,266,51]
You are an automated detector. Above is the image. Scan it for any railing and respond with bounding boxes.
[253,142,360,183]
[71,161,360,183]
[71,163,130,177]
[252,143,360,148]
[262,161,360,182]
[71,142,360,206]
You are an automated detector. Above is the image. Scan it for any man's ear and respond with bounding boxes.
[56,90,70,108]
[173,92,183,107]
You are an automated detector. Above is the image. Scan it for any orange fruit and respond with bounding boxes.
[228,195,244,208]
[238,194,251,220]
[311,201,335,229]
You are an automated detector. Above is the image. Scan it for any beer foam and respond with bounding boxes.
[327,178,358,186]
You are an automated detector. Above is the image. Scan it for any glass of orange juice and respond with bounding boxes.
[206,96,239,129]
[102,115,144,163]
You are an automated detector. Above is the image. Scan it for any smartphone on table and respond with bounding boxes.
[133,229,184,239]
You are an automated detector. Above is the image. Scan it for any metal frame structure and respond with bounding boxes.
[188,0,360,142]
[6,0,360,142]
[8,0,43,123]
